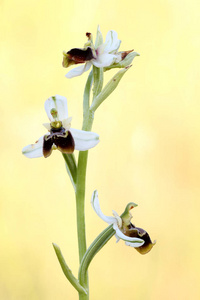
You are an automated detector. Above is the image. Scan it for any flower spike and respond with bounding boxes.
[91,190,156,254]
[22,95,99,158]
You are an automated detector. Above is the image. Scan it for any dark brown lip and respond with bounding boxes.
[43,130,75,158]
[67,47,95,63]
[126,223,155,254]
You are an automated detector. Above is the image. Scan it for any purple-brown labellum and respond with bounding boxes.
[43,128,75,158]
[67,47,95,64]
[126,223,155,255]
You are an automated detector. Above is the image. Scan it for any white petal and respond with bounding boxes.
[45,95,68,122]
[104,30,121,53]
[22,136,44,158]
[65,62,92,78]
[43,123,51,131]
[115,234,120,243]
[115,227,144,247]
[92,53,117,68]
[95,25,104,48]
[70,128,99,151]
[62,117,72,130]
[112,210,122,228]
[91,190,117,224]
[125,241,143,248]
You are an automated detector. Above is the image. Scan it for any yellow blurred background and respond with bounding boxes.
[1,0,200,299]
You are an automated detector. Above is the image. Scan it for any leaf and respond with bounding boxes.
[53,243,87,295]
[62,153,77,191]
[90,65,132,112]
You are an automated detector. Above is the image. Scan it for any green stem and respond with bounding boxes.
[79,225,115,287]
[76,150,89,262]
[76,110,94,261]
[75,63,101,299]
[76,109,94,299]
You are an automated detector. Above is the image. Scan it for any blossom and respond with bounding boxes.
[22,95,99,158]
[63,27,134,78]
[91,190,156,254]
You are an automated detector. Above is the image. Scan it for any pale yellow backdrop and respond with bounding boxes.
[1,0,200,299]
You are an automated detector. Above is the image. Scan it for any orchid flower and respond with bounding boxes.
[91,190,156,254]
[22,95,99,158]
[63,27,135,78]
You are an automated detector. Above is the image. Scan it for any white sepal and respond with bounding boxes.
[115,227,144,247]
[92,53,117,68]
[22,136,44,158]
[70,128,99,151]
[104,30,121,53]
[62,117,72,130]
[43,123,51,131]
[95,25,104,48]
[45,95,68,122]
[112,210,122,228]
[91,190,117,224]
[65,62,92,78]
[125,241,143,247]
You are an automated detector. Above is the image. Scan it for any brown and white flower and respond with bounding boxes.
[22,95,99,158]
[63,26,134,78]
[91,190,156,254]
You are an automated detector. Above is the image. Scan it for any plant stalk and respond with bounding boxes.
[76,109,94,299]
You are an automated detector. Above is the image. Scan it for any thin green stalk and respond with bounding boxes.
[79,225,115,287]
[75,150,89,262]
[75,110,94,300]
[75,64,100,299]
[76,110,94,262]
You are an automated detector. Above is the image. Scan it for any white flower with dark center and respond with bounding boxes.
[63,28,133,78]
[22,95,99,158]
[91,190,156,254]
